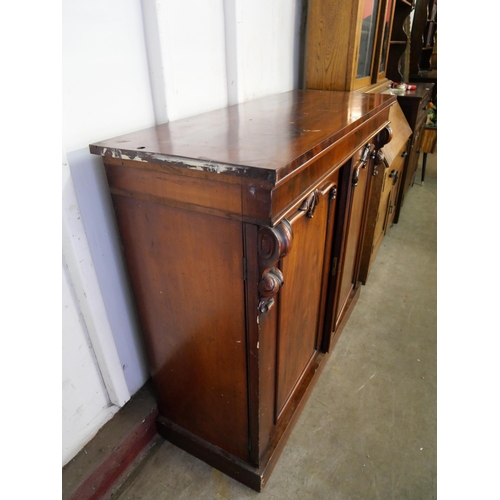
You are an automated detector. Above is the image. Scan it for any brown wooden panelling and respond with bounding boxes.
[111,195,249,461]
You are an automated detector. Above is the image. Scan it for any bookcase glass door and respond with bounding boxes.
[356,0,381,80]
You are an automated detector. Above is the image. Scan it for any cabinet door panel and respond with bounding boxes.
[275,178,338,419]
[336,156,370,325]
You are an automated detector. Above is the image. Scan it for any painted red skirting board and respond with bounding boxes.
[69,407,158,500]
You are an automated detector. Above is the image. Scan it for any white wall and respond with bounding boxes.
[62,0,156,466]
[62,0,305,465]
[225,0,303,103]
[62,253,119,464]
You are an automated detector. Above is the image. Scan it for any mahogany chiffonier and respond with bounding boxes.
[90,89,395,491]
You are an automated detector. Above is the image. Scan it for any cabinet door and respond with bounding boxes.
[273,174,339,420]
[333,144,373,329]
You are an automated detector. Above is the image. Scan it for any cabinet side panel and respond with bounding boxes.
[111,195,249,461]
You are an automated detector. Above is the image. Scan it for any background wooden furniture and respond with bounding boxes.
[90,90,395,491]
[408,0,437,103]
[358,102,412,283]
[410,0,436,74]
[419,125,437,184]
[305,0,397,92]
[386,0,415,83]
[305,0,413,286]
[381,82,434,222]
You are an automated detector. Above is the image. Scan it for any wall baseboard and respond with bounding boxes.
[63,381,158,500]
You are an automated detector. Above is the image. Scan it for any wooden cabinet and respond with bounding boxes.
[358,101,411,283]
[305,0,396,92]
[381,82,434,222]
[90,90,395,491]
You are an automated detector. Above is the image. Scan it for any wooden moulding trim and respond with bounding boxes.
[102,156,242,184]
[69,407,159,500]
[91,146,277,182]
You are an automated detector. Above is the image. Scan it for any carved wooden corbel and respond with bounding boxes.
[255,180,334,313]
[257,221,293,313]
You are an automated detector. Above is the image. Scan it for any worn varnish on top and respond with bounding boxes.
[90,90,395,183]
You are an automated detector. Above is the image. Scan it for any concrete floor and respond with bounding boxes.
[111,153,437,500]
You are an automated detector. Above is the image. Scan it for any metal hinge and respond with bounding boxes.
[331,257,338,277]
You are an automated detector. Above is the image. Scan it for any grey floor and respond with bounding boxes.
[111,153,437,500]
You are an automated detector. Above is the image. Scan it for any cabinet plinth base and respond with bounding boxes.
[156,416,264,492]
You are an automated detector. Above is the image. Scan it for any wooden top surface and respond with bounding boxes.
[90,90,395,182]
